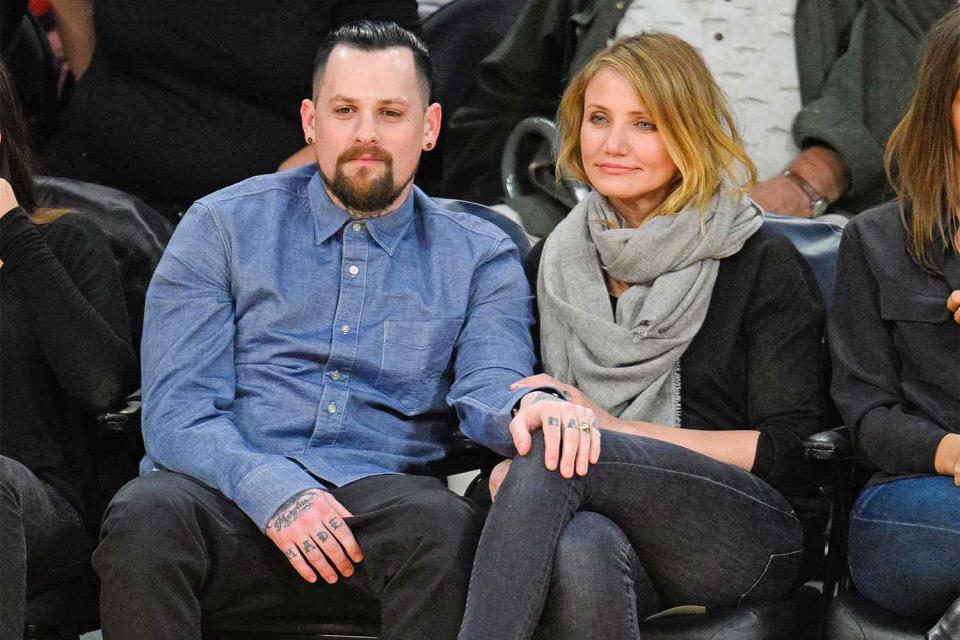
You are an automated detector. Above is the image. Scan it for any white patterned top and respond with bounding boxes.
[616,0,801,180]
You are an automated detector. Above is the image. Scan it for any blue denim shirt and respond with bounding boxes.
[141,165,536,529]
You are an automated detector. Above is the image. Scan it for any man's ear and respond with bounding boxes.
[300,99,316,144]
[422,102,442,151]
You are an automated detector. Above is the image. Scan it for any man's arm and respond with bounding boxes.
[141,203,320,532]
[446,236,599,475]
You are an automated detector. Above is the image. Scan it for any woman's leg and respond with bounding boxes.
[0,455,91,640]
[849,476,960,622]
[541,512,660,640]
[458,430,803,640]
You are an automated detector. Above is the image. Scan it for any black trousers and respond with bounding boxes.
[93,471,484,640]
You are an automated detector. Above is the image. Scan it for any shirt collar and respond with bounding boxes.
[307,169,415,256]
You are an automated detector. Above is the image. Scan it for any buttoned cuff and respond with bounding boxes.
[233,461,323,531]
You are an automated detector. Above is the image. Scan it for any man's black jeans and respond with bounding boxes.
[94,471,483,640]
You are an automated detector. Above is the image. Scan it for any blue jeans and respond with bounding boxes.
[849,476,960,621]
[458,431,804,640]
[0,455,92,640]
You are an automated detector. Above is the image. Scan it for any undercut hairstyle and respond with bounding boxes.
[556,32,756,220]
[312,21,433,107]
[885,7,960,273]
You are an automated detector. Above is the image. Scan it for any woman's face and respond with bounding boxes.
[579,68,679,224]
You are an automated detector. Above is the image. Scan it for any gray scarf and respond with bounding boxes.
[538,184,762,425]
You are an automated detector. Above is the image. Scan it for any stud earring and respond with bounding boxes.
[306,136,314,144]
[424,142,434,150]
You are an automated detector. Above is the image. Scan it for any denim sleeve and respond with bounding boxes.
[141,203,320,531]
[447,237,538,456]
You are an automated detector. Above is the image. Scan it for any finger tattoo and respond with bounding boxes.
[302,539,316,553]
[316,530,329,543]
[565,418,577,430]
[547,416,560,427]
[285,548,298,560]
[328,518,343,530]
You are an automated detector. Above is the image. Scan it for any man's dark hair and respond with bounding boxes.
[313,21,433,105]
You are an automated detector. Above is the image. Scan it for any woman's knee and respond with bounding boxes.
[849,478,960,620]
[553,512,637,587]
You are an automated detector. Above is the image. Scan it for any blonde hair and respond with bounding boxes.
[556,32,756,219]
[885,7,960,272]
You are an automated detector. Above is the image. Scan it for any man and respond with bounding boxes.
[443,0,954,235]
[92,21,598,640]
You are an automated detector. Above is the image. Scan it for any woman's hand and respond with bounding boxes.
[488,459,512,502]
[511,373,617,428]
[948,291,960,325]
[0,178,19,218]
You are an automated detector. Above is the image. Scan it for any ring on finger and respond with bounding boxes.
[578,422,592,433]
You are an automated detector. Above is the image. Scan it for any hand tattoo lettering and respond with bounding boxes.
[269,490,323,532]
[566,418,577,430]
[285,548,298,560]
[316,530,329,543]
[328,518,343,530]
[302,539,316,553]
[547,416,560,427]
[529,391,564,406]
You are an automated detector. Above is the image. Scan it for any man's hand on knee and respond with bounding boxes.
[511,391,601,478]
[265,488,363,584]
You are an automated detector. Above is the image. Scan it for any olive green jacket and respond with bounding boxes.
[443,0,954,231]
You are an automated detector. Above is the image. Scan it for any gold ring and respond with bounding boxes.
[578,422,592,433]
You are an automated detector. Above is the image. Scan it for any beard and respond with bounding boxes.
[320,145,414,218]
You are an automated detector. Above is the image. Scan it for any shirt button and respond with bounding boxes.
[340,324,350,334]
[330,370,341,381]
[348,265,359,276]
[714,32,724,41]
[327,403,337,414]
[352,222,363,232]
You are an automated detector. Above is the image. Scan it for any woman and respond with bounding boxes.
[0,59,137,638]
[457,33,828,640]
[830,7,960,636]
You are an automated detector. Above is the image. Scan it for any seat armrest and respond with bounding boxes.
[804,426,852,462]
[96,391,142,436]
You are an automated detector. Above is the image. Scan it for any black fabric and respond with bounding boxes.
[525,226,828,501]
[95,471,483,640]
[41,1,420,217]
[0,207,137,518]
[829,201,960,482]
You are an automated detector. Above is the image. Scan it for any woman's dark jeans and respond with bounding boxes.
[849,476,960,622]
[0,455,92,640]
[458,430,803,640]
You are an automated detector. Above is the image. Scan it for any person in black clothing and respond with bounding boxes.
[0,59,137,639]
[41,0,420,222]
[457,34,828,640]
[830,8,960,636]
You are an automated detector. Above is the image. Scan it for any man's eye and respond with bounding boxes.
[334,106,355,115]
[381,110,403,118]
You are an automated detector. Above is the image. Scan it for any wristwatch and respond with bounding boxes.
[782,170,829,216]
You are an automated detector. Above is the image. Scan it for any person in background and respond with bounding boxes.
[444,0,953,235]
[41,0,420,223]
[458,32,828,640]
[0,58,137,640]
[830,7,960,637]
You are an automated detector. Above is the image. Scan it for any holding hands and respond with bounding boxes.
[265,488,363,584]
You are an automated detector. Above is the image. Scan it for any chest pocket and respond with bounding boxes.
[376,318,463,415]
[880,285,954,385]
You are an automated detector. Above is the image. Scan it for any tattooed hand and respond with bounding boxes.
[265,488,363,584]
[511,390,601,478]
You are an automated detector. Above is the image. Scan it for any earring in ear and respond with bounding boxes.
[306,136,314,144]
[424,142,434,150]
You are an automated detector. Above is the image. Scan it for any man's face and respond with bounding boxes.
[301,45,441,217]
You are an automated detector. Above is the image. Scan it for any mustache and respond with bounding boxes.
[337,146,392,164]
